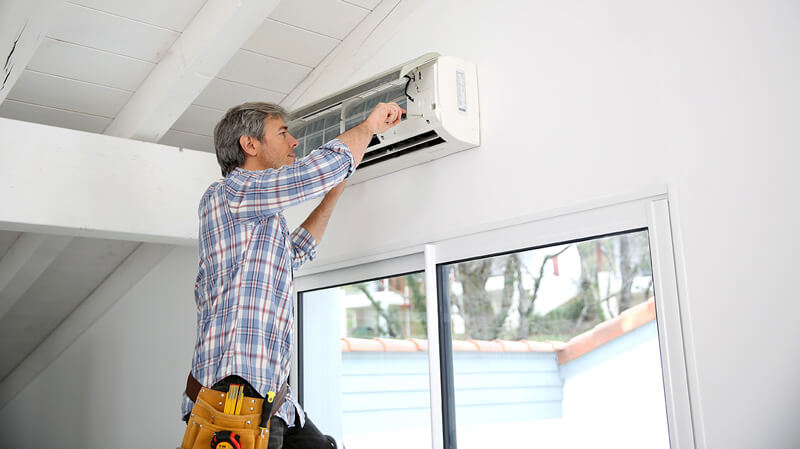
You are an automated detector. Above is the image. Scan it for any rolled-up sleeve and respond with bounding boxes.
[324,138,356,179]
[290,226,318,270]
[227,139,355,221]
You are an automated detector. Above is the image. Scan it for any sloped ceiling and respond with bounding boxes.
[0,0,405,398]
[0,0,380,152]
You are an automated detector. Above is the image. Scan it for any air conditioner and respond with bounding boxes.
[288,53,480,184]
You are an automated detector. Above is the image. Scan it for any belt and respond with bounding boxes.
[185,371,204,403]
[185,372,289,427]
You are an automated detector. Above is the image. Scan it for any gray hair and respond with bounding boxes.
[213,102,289,177]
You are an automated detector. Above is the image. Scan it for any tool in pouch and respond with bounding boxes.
[209,383,288,449]
[256,385,286,442]
[208,384,245,449]
[210,430,242,449]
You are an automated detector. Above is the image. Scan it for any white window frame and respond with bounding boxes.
[292,193,698,449]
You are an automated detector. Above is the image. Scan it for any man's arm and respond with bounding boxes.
[299,180,346,243]
[297,102,404,244]
[337,102,404,167]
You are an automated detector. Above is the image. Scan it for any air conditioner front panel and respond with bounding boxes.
[287,54,480,185]
[436,56,480,148]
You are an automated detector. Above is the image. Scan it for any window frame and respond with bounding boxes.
[292,194,697,449]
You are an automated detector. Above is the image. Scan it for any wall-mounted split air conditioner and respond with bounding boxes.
[288,53,480,184]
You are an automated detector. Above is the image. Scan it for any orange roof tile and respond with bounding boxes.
[525,340,563,352]
[469,339,504,352]
[557,299,655,364]
[494,340,530,352]
[408,338,428,351]
[375,338,417,352]
[338,299,656,365]
[341,337,384,351]
[452,340,479,351]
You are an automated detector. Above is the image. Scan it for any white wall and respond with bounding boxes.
[0,1,796,448]
[285,1,799,448]
[0,245,197,448]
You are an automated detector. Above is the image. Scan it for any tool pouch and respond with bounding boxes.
[179,387,269,449]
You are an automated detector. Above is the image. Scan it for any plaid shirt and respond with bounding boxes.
[182,139,354,426]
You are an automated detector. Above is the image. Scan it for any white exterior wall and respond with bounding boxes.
[0,1,797,448]
[561,322,669,449]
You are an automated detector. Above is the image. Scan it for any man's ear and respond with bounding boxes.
[239,135,258,157]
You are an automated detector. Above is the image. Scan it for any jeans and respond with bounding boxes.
[268,412,335,449]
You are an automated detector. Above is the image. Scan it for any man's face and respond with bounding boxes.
[254,117,298,170]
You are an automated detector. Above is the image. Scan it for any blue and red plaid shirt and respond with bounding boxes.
[182,139,354,426]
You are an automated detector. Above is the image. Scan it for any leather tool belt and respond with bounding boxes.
[179,373,288,449]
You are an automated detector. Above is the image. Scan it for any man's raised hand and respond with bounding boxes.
[366,102,405,135]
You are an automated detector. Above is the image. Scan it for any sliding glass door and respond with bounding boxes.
[295,196,695,449]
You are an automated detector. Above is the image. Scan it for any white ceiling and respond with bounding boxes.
[0,0,399,389]
[0,0,379,152]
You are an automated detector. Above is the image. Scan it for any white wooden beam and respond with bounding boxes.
[0,117,219,244]
[104,0,282,142]
[0,0,63,104]
[0,243,172,408]
[281,0,424,110]
[0,233,72,320]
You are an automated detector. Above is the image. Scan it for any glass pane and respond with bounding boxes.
[441,230,670,449]
[301,272,431,449]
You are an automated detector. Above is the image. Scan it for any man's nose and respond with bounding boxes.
[289,134,298,148]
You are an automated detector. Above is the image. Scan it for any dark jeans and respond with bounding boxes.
[268,410,336,449]
[210,376,335,449]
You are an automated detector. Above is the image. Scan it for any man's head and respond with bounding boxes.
[214,102,299,176]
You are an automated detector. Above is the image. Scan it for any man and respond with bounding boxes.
[180,101,404,449]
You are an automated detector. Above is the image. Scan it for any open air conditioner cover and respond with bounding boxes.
[288,53,480,184]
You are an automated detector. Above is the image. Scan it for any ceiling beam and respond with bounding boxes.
[0,233,72,320]
[281,0,423,110]
[0,117,218,244]
[104,0,282,142]
[0,0,63,104]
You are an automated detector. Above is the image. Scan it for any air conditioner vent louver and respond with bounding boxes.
[287,53,479,184]
[360,131,446,169]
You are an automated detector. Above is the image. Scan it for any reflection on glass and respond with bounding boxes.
[341,274,427,339]
[301,273,430,449]
[442,230,670,449]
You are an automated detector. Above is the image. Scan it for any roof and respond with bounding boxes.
[340,298,657,365]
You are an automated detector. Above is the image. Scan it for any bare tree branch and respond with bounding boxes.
[518,245,572,338]
[356,283,400,338]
